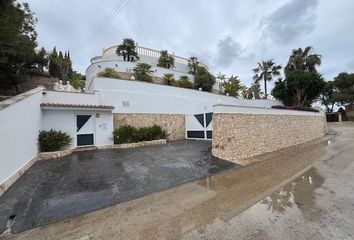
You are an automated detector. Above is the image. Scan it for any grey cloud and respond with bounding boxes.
[215,36,243,68]
[346,59,354,70]
[23,0,354,90]
[262,0,319,45]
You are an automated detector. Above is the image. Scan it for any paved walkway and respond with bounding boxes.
[0,140,236,234]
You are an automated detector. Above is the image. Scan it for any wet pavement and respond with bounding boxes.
[0,140,236,234]
[2,123,354,240]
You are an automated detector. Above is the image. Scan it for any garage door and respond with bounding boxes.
[185,112,212,140]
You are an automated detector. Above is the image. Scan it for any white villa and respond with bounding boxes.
[0,43,285,195]
[85,45,218,92]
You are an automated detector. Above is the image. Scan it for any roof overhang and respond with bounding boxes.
[40,103,114,111]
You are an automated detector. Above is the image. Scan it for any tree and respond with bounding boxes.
[188,56,199,74]
[272,47,325,107]
[285,46,321,73]
[133,63,153,82]
[271,78,293,105]
[175,75,193,89]
[216,72,226,92]
[157,50,175,69]
[69,72,83,90]
[49,47,60,77]
[193,66,215,92]
[331,72,354,105]
[272,71,325,107]
[319,81,336,112]
[48,47,72,81]
[51,51,72,82]
[251,82,262,99]
[116,38,139,62]
[34,47,48,72]
[0,0,38,93]
[240,85,248,99]
[163,73,175,85]
[223,75,243,97]
[253,60,281,99]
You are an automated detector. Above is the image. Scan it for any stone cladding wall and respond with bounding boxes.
[212,112,327,165]
[114,113,185,141]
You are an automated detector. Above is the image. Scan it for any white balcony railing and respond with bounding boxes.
[101,45,208,69]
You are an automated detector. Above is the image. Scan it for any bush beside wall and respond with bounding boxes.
[38,129,71,152]
[97,68,122,79]
[113,125,167,144]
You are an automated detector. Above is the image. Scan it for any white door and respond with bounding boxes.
[76,114,95,146]
[185,112,213,140]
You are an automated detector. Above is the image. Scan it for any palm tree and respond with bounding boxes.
[116,38,139,62]
[133,63,153,82]
[216,72,226,91]
[163,73,175,85]
[223,75,242,98]
[251,82,262,99]
[188,56,199,74]
[285,46,321,72]
[253,60,281,99]
[157,50,175,69]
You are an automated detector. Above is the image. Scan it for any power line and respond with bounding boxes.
[90,0,126,34]
[71,0,131,56]
[89,0,128,38]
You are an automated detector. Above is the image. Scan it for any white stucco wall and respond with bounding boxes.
[93,78,282,114]
[42,90,99,105]
[0,88,43,185]
[41,109,113,148]
[85,60,194,92]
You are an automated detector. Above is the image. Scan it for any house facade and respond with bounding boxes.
[85,45,222,92]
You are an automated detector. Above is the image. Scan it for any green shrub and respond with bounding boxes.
[38,129,71,152]
[113,125,167,144]
[97,68,121,79]
[113,125,139,144]
[174,76,193,89]
[133,63,153,82]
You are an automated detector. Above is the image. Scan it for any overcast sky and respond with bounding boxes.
[23,0,354,89]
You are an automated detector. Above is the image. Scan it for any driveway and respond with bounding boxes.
[0,140,237,234]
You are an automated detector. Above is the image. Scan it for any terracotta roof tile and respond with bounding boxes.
[40,103,114,110]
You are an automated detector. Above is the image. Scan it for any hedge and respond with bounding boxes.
[113,125,167,144]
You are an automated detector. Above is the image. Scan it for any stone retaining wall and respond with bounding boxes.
[0,75,58,96]
[36,140,167,162]
[114,113,185,141]
[116,72,166,85]
[212,105,327,165]
[37,149,74,161]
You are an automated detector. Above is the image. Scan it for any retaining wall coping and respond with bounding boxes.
[98,139,166,149]
[213,104,323,116]
[37,139,167,161]
[0,86,44,110]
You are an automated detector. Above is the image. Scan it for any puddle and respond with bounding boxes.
[260,167,324,220]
